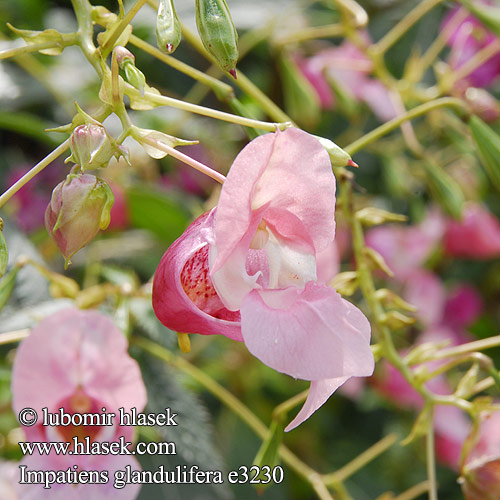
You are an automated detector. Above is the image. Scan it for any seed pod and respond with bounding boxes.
[469,115,500,192]
[195,0,239,76]
[156,0,182,54]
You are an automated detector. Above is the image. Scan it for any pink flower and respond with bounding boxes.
[461,410,500,499]
[0,461,19,500]
[365,210,444,281]
[12,308,147,500]
[153,128,374,431]
[301,39,398,122]
[442,5,500,88]
[444,202,500,258]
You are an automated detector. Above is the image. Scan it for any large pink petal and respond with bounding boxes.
[11,308,146,417]
[240,282,374,381]
[285,377,350,431]
[152,211,243,341]
[213,128,335,274]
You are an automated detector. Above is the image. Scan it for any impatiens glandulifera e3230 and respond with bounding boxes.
[153,128,374,431]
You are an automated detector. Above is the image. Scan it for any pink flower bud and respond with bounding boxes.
[68,124,113,170]
[45,174,114,264]
[461,457,500,500]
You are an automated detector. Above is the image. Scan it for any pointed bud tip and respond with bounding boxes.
[166,43,174,53]
[229,68,237,79]
[347,159,359,168]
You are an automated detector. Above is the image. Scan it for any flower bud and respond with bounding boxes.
[45,174,114,265]
[195,0,239,76]
[460,410,500,500]
[156,0,182,54]
[461,457,500,500]
[67,124,114,170]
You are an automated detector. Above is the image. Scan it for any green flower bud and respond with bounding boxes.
[45,174,114,266]
[67,124,114,170]
[195,0,239,77]
[156,0,182,54]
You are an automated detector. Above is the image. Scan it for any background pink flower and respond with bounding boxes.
[12,308,147,500]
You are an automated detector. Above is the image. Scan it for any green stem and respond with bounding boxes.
[374,0,446,55]
[442,38,500,91]
[429,335,500,360]
[129,87,291,131]
[133,337,331,499]
[323,433,398,485]
[0,329,30,345]
[394,481,430,500]
[134,133,226,184]
[274,24,345,46]
[127,34,235,101]
[0,35,77,60]
[0,140,70,209]
[426,412,438,500]
[71,0,103,76]
[272,390,308,419]
[344,98,468,155]
[101,0,149,58]
[179,21,293,123]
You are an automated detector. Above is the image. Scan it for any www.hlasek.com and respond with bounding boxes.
[17,406,284,489]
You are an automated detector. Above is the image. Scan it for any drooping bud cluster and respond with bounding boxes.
[45,173,114,265]
[156,0,181,54]
[195,0,239,77]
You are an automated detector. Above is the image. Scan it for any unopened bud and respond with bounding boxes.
[195,0,239,76]
[122,60,146,96]
[156,0,182,54]
[364,247,394,277]
[67,124,114,170]
[461,457,500,500]
[314,136,354,168]
[45,174,114,266]
[375,288,417,312]
[464,87,500,124]
[356,207,407,227]
[380,310,416,330]
[330,271,359,296]
[114,45,135,66]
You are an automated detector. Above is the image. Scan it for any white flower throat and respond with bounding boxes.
[250,219,317,289]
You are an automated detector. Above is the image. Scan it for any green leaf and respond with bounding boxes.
[0,224,7,278]
[279,55,321,129]
[126,185,191,244]
[421,160,464,219]
[252,417,284,487]
[469,115,500,192]
[0,266,20,312]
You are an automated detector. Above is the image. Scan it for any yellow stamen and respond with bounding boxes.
[177,332,191,353]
